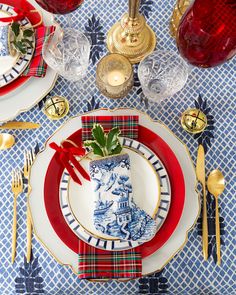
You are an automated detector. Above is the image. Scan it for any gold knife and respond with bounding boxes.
[0,122,41,130]
[196,144,208,260]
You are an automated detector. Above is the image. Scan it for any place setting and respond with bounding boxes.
[0,0,234,293]
[28,108,198,279]
[0,0,57,122]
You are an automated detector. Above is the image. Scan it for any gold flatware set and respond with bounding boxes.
[0,121,41,130]
[11,148,35,264]
[207,170,225,265]
[196,145,225,264]
[24,149,35,263]
[196,144,208,260]
[0,121,40,150]
[11,169,23,264]
[181,108,225,265]
[0,133,15,150]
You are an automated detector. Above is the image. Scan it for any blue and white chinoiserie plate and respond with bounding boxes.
[0,4,35,88]
[58,138,171,251]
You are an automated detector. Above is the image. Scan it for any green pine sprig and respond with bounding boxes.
[84,124,123,157]
[11,22,34,55]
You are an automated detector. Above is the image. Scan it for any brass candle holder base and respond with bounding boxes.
[170,0,191,38]
[107,0,156,64]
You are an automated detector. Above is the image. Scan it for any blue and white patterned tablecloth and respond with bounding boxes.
[0,0,235,294]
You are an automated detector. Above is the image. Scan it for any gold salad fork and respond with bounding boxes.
[11,169,23,263]
[24,149,35,263]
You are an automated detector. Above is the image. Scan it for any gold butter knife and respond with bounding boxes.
[0,122,41,130]
[196,144,208,260]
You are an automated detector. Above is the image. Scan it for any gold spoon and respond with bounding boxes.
[0,133,15,150]
[207,169,225,266]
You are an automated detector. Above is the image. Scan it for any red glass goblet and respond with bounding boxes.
[35,0,84,14]
[177,0,236,68]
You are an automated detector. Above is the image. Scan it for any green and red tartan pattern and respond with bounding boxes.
[78,241,142,279]
[22,25,55,77]
[81,115,139,141]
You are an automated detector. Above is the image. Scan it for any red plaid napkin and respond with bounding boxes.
[22,25,55,77]
[82,115,139,141]
[78,242,142,279]
[78,115,142,279]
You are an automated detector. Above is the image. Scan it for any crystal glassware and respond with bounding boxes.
[138,50,189,102]
[36,0,90,83]
[43,28,90,82]
[177,0,236,68]
[96,53,133,99]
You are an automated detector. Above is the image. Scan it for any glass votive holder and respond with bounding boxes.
[96,53,133,99]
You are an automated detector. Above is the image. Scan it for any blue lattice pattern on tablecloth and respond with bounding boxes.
[0,0,235,294]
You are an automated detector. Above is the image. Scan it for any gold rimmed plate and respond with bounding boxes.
[59,141,170,250]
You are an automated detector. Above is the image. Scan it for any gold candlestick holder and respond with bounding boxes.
[170,0,191,38]
[107,0,156,64]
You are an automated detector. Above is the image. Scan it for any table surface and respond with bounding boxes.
[1,0,235,294]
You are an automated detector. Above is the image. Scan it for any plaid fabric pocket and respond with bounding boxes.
[22,25,55,77]
[78,241,142,279]
[82,115,139,141]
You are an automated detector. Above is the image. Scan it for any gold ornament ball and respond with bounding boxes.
[181,108,207,134]
[44,96,69,120]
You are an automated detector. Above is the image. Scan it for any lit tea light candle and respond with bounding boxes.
[96,53,133,99]
[107,70,126,86]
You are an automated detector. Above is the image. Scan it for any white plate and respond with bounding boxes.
[0,4,35,87]
[59,140,170,250]
[29,109,199,276]
[0,0,58,123]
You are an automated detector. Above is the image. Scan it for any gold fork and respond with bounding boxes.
[11,168,23,263]
[24,149,35,263]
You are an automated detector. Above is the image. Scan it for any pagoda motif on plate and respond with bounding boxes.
[89,153,157,242]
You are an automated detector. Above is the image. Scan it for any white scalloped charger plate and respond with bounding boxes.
[0,0,58,123]
[29,108,199,276]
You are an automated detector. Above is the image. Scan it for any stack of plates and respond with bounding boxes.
[0,0,58,123]
[29,108,200,276]
[0,4,35,88]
